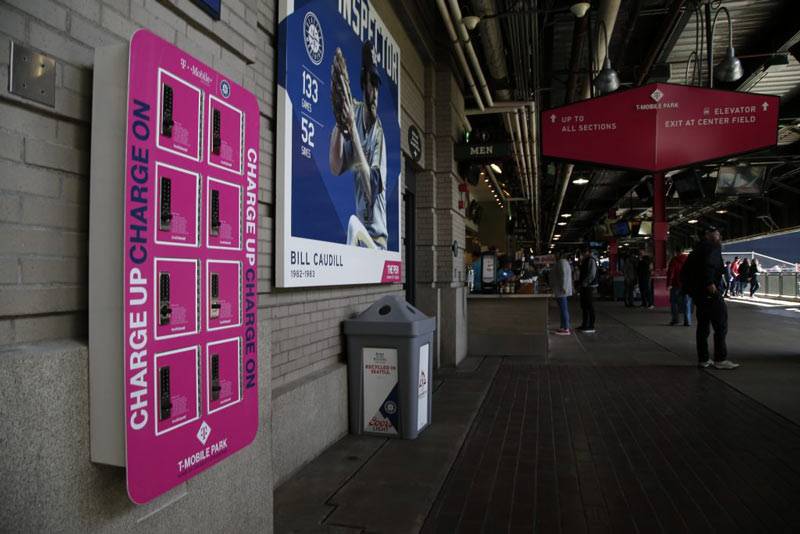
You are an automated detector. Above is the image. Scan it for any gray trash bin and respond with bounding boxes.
[343,295,436,439]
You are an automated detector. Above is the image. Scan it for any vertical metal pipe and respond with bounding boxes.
[705,1,713,88]
[436,0,484,110]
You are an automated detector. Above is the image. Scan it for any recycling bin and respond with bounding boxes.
[343,295,436,439]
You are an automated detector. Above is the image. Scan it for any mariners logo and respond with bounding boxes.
[220,79,231,98]
[303,12,324,65]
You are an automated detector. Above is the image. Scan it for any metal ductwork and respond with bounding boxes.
[436,0,485,110]
[447,0,495,108]
[471,0,512,101]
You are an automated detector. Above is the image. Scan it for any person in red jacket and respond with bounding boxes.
[667,249,692,326]
[730,257,741,296]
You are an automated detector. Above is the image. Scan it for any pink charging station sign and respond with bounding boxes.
[123,30,259,504]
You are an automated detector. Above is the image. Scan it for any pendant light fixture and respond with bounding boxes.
[593,20,619,95]
[711,6,743,86]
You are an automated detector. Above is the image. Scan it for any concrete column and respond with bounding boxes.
[429,64,468,367]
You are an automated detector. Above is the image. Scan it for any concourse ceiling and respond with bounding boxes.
[430,0,800,251]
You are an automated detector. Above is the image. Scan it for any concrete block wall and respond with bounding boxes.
[0,0,469,525]
[0,0,275,530]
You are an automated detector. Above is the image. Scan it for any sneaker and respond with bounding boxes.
[714,360,740,370]
[648,305,655,309]
[554,328,571,336]
[684,322,691,327]
[580,328,596,333]
[697,359,713,369]
[669,321,678,326]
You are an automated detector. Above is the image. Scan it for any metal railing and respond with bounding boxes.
[722,251,800,301]
[754,272,800,300]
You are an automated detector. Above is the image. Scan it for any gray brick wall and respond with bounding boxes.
[0,0,466,512]
[0,1,276,530]
[0,0,265,345]
[0,0,408,388]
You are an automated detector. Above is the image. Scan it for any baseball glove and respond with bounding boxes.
[331,47,353,137]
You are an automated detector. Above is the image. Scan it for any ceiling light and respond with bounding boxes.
[570,2,590,18]
[711,7,743,85]
[560,213,572,218]
[716,46,743,83]
[716,209,728,214]
[490,163,502,174]
[553,237,560,241]
[484,178,489,183]
[688,219,698,224]
[644,236,650,240]
[593,21,620,95]
[557,221,567,226]
[572,178,589,185]
[554,234,561,238]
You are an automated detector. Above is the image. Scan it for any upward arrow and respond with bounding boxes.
[550,114,557,123]
[762,101,769,111]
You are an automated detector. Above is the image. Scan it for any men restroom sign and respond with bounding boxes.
[122,30,259,504]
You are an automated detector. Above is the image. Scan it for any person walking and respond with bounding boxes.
[667,249,692,326]
[577,247,598,333]
[739,258,750,297]
[623,252,638,307]
[551,252,573,335]
[730,257,740,296]
[749,258,760,297]
[638,250,654,308]
[722,261,732,297]
[684,225,739,369]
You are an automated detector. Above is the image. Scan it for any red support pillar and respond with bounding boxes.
[653,172,666,272]
[652,171,669,307]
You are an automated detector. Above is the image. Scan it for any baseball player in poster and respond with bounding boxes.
[329,41,388,250]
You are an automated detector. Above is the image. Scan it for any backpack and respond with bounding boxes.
[681,250,699,296]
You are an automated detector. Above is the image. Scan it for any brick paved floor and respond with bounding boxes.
[423,361,800,533]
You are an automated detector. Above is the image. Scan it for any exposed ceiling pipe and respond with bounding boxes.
[447,0,495,108]
[528,103,540,246]
[465,101,540,115]
[550,0,622,245]
[436,0,485,111]
[516,114,529,200]
[471,0,512,101]
[519,108,534,205]
[504,105,527,200]
[501,114,520,195]
[511,110,530,200]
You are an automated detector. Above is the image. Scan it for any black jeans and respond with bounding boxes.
[639,277,652,307]
[750,278,759,296]
[624,279,636,306]
[695,294,728,362]
[580,287,595,328]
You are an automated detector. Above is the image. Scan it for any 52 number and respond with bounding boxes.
[301,117,315,147]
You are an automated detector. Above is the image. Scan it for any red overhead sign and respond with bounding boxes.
[541,83,779,172]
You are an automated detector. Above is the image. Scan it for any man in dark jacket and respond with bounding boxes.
[686,226,739,369]
[577,247,598,333]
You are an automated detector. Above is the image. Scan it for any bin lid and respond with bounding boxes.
[343,295,436,337]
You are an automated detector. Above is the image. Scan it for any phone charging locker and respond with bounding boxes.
[88,29,260,504]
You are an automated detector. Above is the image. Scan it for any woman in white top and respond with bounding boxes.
[551,252,573,335]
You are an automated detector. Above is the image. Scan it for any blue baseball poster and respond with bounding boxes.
[276,0,402,287]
